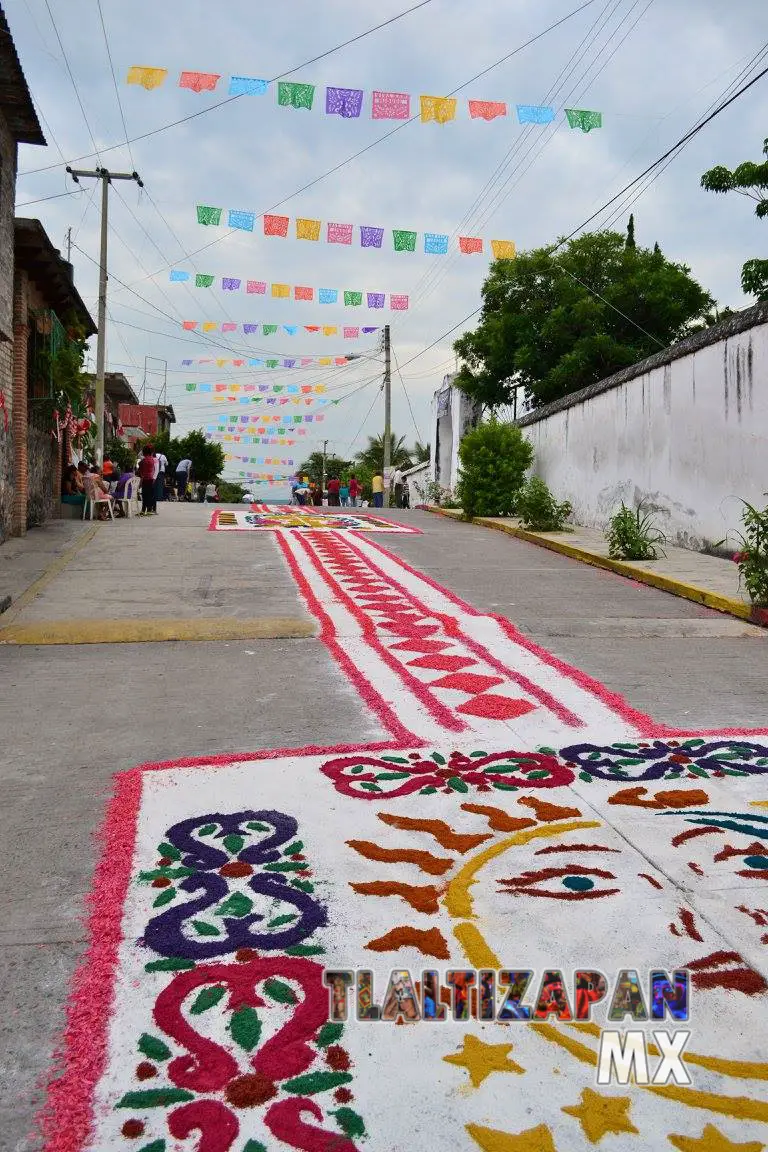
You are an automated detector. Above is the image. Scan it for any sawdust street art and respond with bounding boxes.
[40,524,768,1152]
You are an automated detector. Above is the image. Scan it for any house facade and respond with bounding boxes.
[0,7,45,540]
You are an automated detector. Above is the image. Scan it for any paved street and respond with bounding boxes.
[1,505,767,1150]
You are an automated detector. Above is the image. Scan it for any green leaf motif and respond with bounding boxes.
[375,771,410,780]
[283,840,304,855]
[139,867,195,882]
[230,1006,262,1051]
[215,892,253,918]
[247,821,269,831]
[331,1107,366,1139]
[223,834,245,855]
[267,912,297,928]
[578,771,593,782]
[283,1071,352,1095]
[264,861,306,873]
[152,888,176,908]
[359,782,382,793]
[198,823,217,836]
[470,750,488,758]
[157,841,181,860]
[242,1143,267,1152]
[192,920,221,937]
[190,986,227,1015]
[264,978,297,1004]
[138,1033,171,1061]
[116,1088,194,1107]
[145,957,195,972]
[349,766,365,774]
[431,752,447,765]
[291,879,314,893]
[447,776,469,793]
[285,944,325,956]
[316,1021,344,1048]
[419,785,438,794]
[380,755,409,764]
[138,1142,166,1152]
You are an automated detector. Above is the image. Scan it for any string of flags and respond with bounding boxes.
[207,413,324,424]
[170,274,411,310]
[125,68,602,132]
[207,434,301,445]
[182,355,353,369]
[181,322,379,337]
[223,454,295,465]
[192,208,515,258]
[183,383,328,393]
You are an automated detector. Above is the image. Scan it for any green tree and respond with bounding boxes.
[455,419,533,519]
[217,480,245,503]
[413,441,430,464]
[355,432,412,474]
[105,437,135,475]
[625,213,636,250]
[701,138,768,300]
[297,451,351,486]
[150,429,225,484]
[453,230,714,409]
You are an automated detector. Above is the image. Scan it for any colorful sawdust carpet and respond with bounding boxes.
[209,505,420,532]
[40,528,768,1151]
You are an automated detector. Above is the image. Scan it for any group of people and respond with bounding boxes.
[60,449,195,520]
[289,469,410,509]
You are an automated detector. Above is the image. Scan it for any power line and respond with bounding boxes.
[19,0,437,177]
[42,0,101,160]
[393,346,424,443]
[16,188,83,208]
[94,0,134,167]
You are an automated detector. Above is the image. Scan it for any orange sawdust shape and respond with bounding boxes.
[377,812,491,853]
[346,839,454,875]
[365,926,450,958]
[608,785,711,809]
[518,796,582,822]
[461,804,537,832]
[350,880,441,914]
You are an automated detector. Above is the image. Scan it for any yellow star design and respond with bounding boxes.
[443,1033,524,1088]
[669,1125,765,1152]
[562,1087,639,1142]
[467,1123,556,1151]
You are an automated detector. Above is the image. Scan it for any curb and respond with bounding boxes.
[0,524,100,627]
[424,506,766,628]
[0,616,316,646]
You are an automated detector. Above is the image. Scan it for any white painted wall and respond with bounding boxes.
[520,308,768,549]
[429,375,482,494]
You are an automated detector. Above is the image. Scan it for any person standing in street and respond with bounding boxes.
[138,445,157,516]
[176,457,192,501]
[349,474,360,507]
[155,449,168,503]
[339,479,350,507]
[392,466,404,509]
[327,476,340,507]
[371,472,384,508]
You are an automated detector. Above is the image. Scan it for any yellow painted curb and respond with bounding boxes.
[0,524,99,626]
[0,616,316,646]
[424,506,756,625]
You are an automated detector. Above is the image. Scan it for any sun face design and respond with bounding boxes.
[340,780,768,1149]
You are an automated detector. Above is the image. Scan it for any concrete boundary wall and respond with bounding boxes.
[518,302,768,549]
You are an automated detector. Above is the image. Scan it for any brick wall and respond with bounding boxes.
[0,111,16,542]
[26,411,56,526]
[11,270,28,535]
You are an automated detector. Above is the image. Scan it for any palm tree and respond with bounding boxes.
[413,441,430,464]
[355,432,413,474]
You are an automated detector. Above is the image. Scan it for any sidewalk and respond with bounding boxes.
[425,507,767,628]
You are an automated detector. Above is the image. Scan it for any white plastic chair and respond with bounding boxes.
[114,476,137,518]
[82,494,114,521]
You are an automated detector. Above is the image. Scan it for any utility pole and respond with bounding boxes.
[67,165,143,463]
[382,324,391,508]
[65,227,72,262]
[321,439,328,495]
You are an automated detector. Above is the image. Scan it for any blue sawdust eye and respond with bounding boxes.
[562,876,595,891]
[744,855,768,870]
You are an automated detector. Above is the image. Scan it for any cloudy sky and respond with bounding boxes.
[9,0,767,492]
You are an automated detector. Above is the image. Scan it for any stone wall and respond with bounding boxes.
[518,303,768,550]
[0,112,16,542]
[26,412,56,527]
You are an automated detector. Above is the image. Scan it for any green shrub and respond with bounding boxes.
[516,476,572,531]
[729,500,768,606]
[606,503,666,561]
[456,419,533,519]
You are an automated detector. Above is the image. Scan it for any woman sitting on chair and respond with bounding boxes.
[83,466,114,521]
[112,470,135,516]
